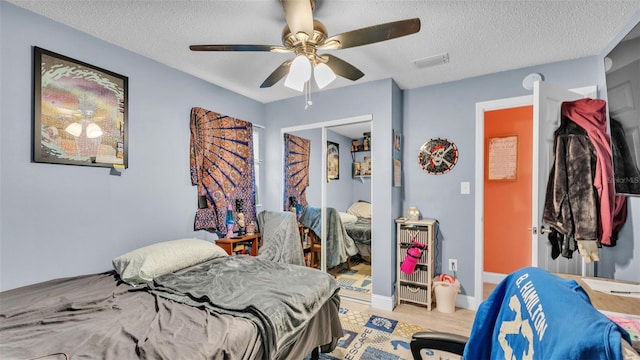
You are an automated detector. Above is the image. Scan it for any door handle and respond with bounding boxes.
[527,226,537,235]
[540,226,552,234]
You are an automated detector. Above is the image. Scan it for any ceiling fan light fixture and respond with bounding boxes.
[284,55,312,91]
[314,62,336,89]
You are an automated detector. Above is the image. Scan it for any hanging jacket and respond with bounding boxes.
[561,99,627,246]
[543,117,598,242]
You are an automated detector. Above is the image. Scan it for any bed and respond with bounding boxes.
[0,238,342,360]
[342,201,372,261]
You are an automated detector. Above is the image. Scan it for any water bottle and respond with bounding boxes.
[400,241,426,274]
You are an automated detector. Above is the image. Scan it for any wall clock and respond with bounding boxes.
[418,138,458,175]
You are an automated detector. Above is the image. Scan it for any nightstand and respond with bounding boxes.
[215,233,261,256]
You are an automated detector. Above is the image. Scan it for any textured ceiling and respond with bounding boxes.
[8,0,640,104]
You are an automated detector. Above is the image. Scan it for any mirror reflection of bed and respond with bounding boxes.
[282,120,373,303]
[336,201,372,302]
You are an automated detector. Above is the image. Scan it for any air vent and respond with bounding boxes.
[413,53,449,69]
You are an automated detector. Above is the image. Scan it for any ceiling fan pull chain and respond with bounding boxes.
[305,80,313,109]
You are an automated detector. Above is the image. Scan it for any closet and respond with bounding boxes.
[281,117,373,303]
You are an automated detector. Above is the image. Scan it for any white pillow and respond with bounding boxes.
[347,201,372,218]
[112,238,228,285]
[339,211,358,224]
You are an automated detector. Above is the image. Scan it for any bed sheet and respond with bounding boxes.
[0,262,342,360]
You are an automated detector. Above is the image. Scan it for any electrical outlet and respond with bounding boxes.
[448,259,458,272]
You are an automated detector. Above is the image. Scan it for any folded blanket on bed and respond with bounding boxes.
[299,206,359,268]
[345,217,372,245]
[149,256,339,360]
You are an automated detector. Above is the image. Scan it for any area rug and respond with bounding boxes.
[310,307,453,360]
[336,262,371,295]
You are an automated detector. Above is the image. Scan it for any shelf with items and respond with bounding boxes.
[351,133,372,179]
[396,218,436,310]
[350,133,371,153]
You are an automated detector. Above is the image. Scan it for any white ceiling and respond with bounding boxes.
[8,0,640,105]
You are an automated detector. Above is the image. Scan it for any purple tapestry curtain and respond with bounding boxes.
[283,133,310,210]
[190,107,255,234]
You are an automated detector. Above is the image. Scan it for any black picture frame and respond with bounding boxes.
[33,47,128,168]
[327,141,339,180]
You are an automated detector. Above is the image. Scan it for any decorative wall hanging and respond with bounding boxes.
[327,141,340,181]
[418,137,458,175]
[190,107,255,234]
[394,159,402,187]
[487,135,518,180]
[33,47,128,168]
[283,133,310,210]
[394,130,402,151]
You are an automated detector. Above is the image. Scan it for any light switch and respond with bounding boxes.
[461,181,470,194]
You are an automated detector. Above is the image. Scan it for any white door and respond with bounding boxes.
[532,81,597,275]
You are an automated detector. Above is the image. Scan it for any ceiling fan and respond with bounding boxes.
[189,0,421,92]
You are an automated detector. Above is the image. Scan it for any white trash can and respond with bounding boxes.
[433,278,460,313]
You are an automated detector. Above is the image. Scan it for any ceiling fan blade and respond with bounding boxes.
[324,54,364,81]
[190,44,289,52]
[320,18,421,50]
[281,0,314,38]
[260,60,293,88]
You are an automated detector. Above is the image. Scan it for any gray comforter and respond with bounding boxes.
[149,256,340,360]
[299,206,359,268]
[345,217,372,244]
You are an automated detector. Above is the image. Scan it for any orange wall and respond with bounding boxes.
[484,105,533,274]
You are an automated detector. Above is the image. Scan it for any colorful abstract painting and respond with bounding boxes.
[33,47,127,167]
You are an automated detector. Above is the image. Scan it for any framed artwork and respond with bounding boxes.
[394,131,402,151]
[362,156,372,176]
[33,47,128,168]
[487,135,518,180]
[418,137,458,175]
[327,141,339,181]
[394,159,402,187]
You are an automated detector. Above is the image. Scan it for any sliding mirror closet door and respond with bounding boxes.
[326,122,373,303]
[283,128,323,269]
[282,116,373,303]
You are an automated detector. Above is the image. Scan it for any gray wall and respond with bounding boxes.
[0,3,264,291]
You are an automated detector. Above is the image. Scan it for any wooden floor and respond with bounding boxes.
[342,299,476,338]
[341,282,498,338]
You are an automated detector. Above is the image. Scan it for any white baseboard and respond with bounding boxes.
[371,292,479,312]
[483,271,507,284]
[371,293,395,311]
[455,294,480,311]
